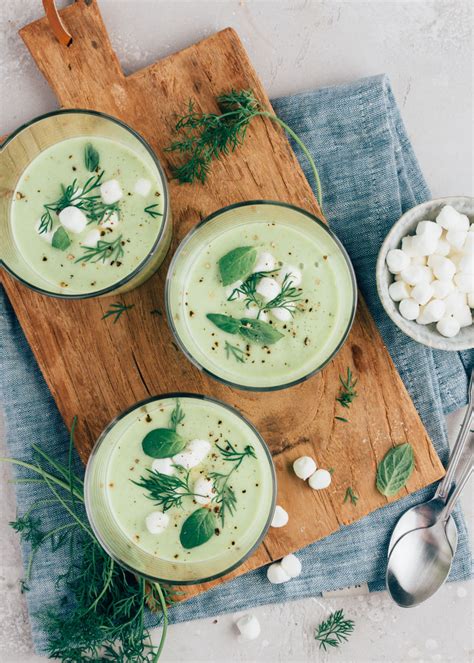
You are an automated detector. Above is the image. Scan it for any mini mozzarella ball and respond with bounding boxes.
[386,249,410,274]
[416,220,442,240]
[411,282,433,306]
[81,228,101,248]
[452,304,472,328]
[145,511,169,535]
[271,505,289,528]
[279,264,303,287]
[101,210,120,229]
[434,237,451,256]
[436,316,461,338]
[458,255,473,273]
[454,271,474,293]
[253,251,276,273]
[419,266,434,283]
[446,229,468,251]
[272,307,293,322]
[236,614,261,641]
[173,439,211,469]
[401,236,421,257]
[266,562,291,584]
[416,305,432,325]
[193,478,216,505]
[100,179,123,204]
[34,219,54,244]
[389,281,410,302]
[431,279,454,299]
[280,554,302,579]
[436,205,465,231]
[399,298,419,321]
[412,234,437,256]
[308,469,332,490]
[423,299,446,323]
[244,304,268,322]
[411,255,427,266]
[468,292,474,309]
[444,291,467,316]
[187,439,211,462]
[256,277,281,301]
[429,255,456,281]
[59,206,87,233]
[462,233,474,254]
[400,265,424,286]
[133,178,152,197]
[293,456,317,480]
[151,457,175,476]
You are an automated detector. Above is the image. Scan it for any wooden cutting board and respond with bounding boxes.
[1,0,443,600]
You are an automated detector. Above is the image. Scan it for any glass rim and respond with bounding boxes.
[165,199,358,392]
[1,108,170,300]
[84,391,277,585]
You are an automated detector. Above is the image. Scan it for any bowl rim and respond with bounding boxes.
[1,108,170,299]
[376,196,474,351]
[165,199,358,391]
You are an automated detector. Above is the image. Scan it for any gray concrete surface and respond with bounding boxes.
[1,1,472,661]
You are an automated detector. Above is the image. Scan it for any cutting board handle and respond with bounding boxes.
[42,0,73,46]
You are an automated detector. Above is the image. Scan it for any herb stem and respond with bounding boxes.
[0,457,84,501]
[152,582,169,663]
[41,469,93,538]
[85,555,115,613]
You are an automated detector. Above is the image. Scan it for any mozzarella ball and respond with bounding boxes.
[187,439,211,462]
[59,206,87,233]
[416,305,431,325]
[436,205,465,231]
[256,277,281,301]
[436,316,461,338]
[399,298,419,321]
[412,234,437,256]
[454,271,474,293]
[434,237,451,256]
[173,439,210,469]
[244,304,268,322]
[308,469,332,490]
[428,255,456,281]
[423,299,446,323]
[462,233,474,254]
[400,265,425,286]
[411,282,434,306]
[133,178,152,196]
[266,562,291,584]
[444,291,467,316]
[467,292,474,309]
[416,220,442,240]
[431,279,454,299]
[446,229,468,251]
[151,457,175,476]
[401,236,421,257]
[193,477,216,505]
[293,456,317,480]
[145,511,169,535]
[81,228,101,248]
[253,251,276,273]
[271,505,289,528]
[100,179,123,204]
[236,614,261,640]
[280,554,302,579]
[411,255,428,266]
[386,249,410,274]
[271,307,293,322]
[279,264,302,287]
[388,281,410,301]
[100,210,120,229]
[451,304,472,328]
[458,255,473,273]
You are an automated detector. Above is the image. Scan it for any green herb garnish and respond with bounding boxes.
[75,234,124,264]
[165,89,323,209]
[225,341,246,363]
[101,302,134,323]
[169,400,185,431]
[207,313,284,345]
[218,246,257,286]
[84,142,100,172]
[376,443,414,497]
[51,226,71,251]
[343,486,359,505]
[133,466,198,511]
[336,367,358,408]
[315,609,355,651]
[228,269,302,319]
[179,507,215,549]
[209,441,256,525]
[144,204,163,219]
[335,416,348,423]
[142,429,186,459]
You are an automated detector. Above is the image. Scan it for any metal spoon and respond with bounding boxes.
[386,458,473,607]
[388,369,474,557]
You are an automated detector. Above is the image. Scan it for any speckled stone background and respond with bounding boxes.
[1,1,472,662]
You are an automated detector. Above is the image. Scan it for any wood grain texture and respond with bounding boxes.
[1,0,443,601]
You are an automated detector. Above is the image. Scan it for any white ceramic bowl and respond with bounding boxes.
[376,196,474,351]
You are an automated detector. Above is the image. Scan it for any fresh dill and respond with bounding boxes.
[228,269,302,318]
[315,609,355,651]
[101,302,135,323]
[75,234,124,264]
[225,340,246,363]
[344,487,359,505]
[165,89,323,209]
[336,367,358,409]
[209,441,256,525]
[144,203,163,218]
[335,416,349,423]
[170,400,185,430]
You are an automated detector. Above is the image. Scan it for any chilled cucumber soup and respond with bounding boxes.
[10,136,164,294]
[87,396,274,580]
[168,206,355,389]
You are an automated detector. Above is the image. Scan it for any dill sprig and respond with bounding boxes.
[170,400,185,430]
[315,609,355,651]
[344,486,359,505]
[336,367,358,409]
[75,234,124,264]
[102,302,134,323]
[209,441,256,525]
[166,89,323,209]
[144,204,163,219]
[132,466,199,512]
[225,340,246,363]
[228,269,302,318]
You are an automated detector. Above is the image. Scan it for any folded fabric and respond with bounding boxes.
[0,74,472,653]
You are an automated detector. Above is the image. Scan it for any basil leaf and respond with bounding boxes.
[239,318,284,345]
[180,508,216,549]
[376,443,414,497]
[84,143,100,172]
[51,226,71,251]
[142,428,186,458]
[218,246,257,286]
[206,313,241,335]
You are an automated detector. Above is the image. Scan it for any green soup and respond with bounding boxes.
[85,396,275,583]
[167,202,356,389]
[10,136,166,295]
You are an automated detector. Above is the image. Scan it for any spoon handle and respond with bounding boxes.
[442,459,473,522]
[435,369,474,502]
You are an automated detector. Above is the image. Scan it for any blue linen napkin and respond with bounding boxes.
[1,74,472,653]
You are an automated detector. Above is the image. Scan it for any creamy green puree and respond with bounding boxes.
[10,136,165,294]
[167,204,355,389]
[86,396,275,582]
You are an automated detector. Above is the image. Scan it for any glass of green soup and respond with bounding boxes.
[166,201,357,391]
[1,109,171,298]
[85,393,276,584]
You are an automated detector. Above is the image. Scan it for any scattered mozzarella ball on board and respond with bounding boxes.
[59,206,87,233]
[151,458,175,476]
[100,178,123,204]
[271,505,289,528]
[256,277,281,301]
[145,511,169,535]
[133,178,152,197]
[253,251,276,273]
[236,614,261,640]
[193,477,216,505]
[266,562,291,584]
[386,205,473,338]
[293,456,317,480]
[308,469,332,490]
[280,554,302,579]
